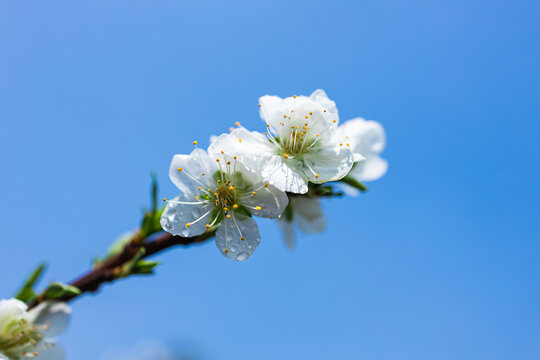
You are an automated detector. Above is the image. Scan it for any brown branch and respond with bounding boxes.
[28,231,214,309]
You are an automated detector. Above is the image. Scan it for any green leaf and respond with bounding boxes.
[140,173,165,239]
[150,171,158,214]
[340,175,368,192]
[45,282,81,299]
[131,260,161,275]
[14,263,46,303]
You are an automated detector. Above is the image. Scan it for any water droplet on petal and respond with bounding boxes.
[236,252,249,261]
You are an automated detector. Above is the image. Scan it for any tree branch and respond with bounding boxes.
[28,231,214,309]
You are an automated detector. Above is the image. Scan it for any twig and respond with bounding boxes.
[28,231,214,309]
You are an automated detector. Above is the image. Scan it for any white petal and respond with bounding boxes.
[259,92,337,137]
[209,128,273,156]
[169,149,217,196]
[261,155,308,194]
[303,143,354,183]
[215,215,260,261]
[33,344,65,360]
[0,354,9,360]
[293,197,326,233]
[160,195,215,237]
[241,183,288,218]
[278,219,296,249]
[349,156,388,182]
[338,118,386,159]
[309,89,339,122]
[258,95,285,125]
[0,298,27,321]
[28,301,71,337]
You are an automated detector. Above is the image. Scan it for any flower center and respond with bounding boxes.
[0,318,46,359]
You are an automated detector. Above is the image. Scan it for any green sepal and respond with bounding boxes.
[14,263,46,303]
[44,282,81,299]
[340,175,368,192]
[283,201,294,222]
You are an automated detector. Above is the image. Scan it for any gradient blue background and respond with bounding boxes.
[1,1,539,359]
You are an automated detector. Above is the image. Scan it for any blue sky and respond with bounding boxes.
[0,1,539,359]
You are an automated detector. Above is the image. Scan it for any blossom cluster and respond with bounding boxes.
[161,90,387,261]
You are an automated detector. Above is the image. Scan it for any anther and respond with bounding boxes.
[305,115,308,119]
[193,141,198,145]
[333,120,337,123]
[293,95,297,98]
[216,158,220,162]
[227,161,231,165]
[240,236,245,241]
[233,204,239,209]
[264,182,269,187]
[233,156,237,159]
[283,153,289,159]
[223,207,229,211]
[238,138,242,143]
[255,206,262,210]
[224,249,229,253]
[252,191,257,195]
[201,172,205,176]
[229,186,235,191]
[283,114,287,118]
[221,150,224,154]
[235,121,240,126]
[195,196,199,199]
[309,112,313,115]
[226,214,231,219]
[198,186,202,190]
[206,224,210,228]
[323,109,327,112]
[186,223,191,227]
[163,198,167,202]
[315,174,320,178]
[177,167,183,172]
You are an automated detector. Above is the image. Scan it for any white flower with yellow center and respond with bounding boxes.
[0,299,70,360]
[160,148,288,261]
[338,118,387,184]
[210,90,355,194]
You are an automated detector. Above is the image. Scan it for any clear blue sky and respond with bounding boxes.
[1,1,539,359]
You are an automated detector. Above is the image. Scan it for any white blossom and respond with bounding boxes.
[210,90,354,194]
[338,118,387,184]
[0,299,70,360]
[160,148,288,261]
[278,196,326,249]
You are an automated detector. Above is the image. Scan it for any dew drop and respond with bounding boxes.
[236,252,249,261]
